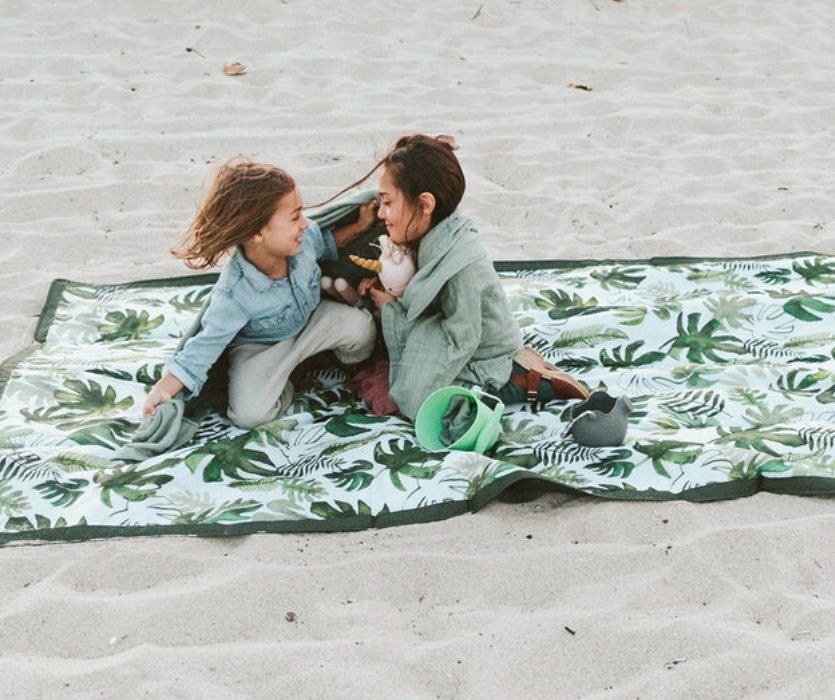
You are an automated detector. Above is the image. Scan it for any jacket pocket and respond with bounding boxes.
[248,309,288,334]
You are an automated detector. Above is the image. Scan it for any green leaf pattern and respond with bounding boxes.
[1,257,834,540]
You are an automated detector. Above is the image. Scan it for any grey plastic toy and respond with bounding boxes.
[566,391,633,447]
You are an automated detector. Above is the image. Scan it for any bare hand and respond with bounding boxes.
[358,276,381,297]
[143,388,172,417]
[333,199,379,248]
[369,286,396,311]
[355,199,379,232]
[142,373,184,417]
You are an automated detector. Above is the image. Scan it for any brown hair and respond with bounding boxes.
[172,157,295,269]
[318,133,465,231]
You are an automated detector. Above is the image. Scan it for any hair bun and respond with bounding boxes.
[434,134,460,151]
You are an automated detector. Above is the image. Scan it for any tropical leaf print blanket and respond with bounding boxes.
[1,253,833,544]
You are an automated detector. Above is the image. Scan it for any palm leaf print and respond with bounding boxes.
[1,253,833,544]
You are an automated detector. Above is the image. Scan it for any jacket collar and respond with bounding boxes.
[233,247,295,292]
[416,212,466,269]
[402,212,485,323]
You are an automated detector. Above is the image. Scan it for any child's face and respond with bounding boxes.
[257,188,307,258]
[377,168,430,246]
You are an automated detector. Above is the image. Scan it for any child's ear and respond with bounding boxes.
[418,192,436,217]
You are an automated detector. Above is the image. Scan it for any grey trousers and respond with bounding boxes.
[227,300,376,429]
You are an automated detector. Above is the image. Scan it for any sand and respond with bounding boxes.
[1,0,833,697]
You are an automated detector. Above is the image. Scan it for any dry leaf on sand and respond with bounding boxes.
[223,62,247,76]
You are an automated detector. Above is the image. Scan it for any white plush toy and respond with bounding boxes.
[349,236,416,298]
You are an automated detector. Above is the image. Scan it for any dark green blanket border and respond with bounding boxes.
[1,251,832,546]
[0,471,831,547]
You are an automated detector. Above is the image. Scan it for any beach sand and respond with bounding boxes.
[1,0,834,697]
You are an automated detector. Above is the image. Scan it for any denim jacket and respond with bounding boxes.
[166,220,337,396]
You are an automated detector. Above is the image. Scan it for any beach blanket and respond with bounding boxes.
[1,253,833,545]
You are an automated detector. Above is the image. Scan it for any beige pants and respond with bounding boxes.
[227,300,376,429]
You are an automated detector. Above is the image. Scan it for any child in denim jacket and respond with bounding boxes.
[144,158,377,428]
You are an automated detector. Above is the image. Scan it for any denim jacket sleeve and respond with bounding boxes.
[308,219,338,263]
[165,289,249,396]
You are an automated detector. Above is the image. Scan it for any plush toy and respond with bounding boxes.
[319,212,385,304]
[349,236,416,298]
[319,207,416,302]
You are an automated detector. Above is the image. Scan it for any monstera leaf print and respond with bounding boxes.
[97,309,165,341]
[1,254,833,544]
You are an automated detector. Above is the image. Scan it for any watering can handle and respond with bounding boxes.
[469,386,504,412]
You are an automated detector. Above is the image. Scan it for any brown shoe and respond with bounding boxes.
[511,347,590,402]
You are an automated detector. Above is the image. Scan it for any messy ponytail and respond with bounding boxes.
[317,134,465,227]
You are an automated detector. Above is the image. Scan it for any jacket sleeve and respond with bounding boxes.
[384,265,483,420]
[381,299,408,366]
[165,290,249,397]
[307,219,338,263]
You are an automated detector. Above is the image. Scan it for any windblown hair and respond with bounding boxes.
[172,158,295,269]
[317,133,466,232]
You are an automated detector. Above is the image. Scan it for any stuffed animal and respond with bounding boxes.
[319,206,416,302]
[349,236,416,298]
[319,212,385,304]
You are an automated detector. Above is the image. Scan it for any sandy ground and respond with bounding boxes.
[1,0,834,697]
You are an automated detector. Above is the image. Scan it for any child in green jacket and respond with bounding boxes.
[327,134,586,419]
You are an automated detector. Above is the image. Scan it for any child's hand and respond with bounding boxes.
[143,388,171,417]
[368,286,396,311]
[142,373,184,417]
[359,276,399,307]
[332,199,379,248]
[357,276,381,298]
[355,199,379,232]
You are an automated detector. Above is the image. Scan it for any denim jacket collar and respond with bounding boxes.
[234,247,296,292]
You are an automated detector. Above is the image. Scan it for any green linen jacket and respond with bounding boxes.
[381,212,523,419]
